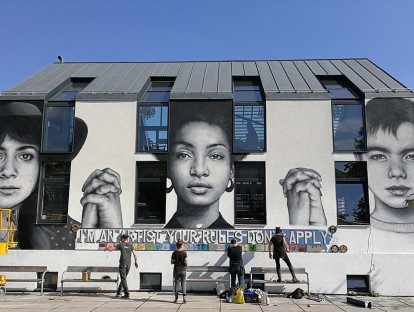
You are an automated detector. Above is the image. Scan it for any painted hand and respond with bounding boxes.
[80,168,123,228]
[279,168,327,226]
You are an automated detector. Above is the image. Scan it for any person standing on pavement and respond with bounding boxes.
[227,238,245,288]
[107,234,138,299]
[268,227,298,283]
[171,239,188,303]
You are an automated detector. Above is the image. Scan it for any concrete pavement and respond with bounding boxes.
[1,292,414,311]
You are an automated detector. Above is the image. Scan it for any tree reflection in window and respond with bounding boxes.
[335,161,369,225]
[137,81,173,152]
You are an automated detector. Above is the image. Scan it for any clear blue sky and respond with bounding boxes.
[1,0,414,92]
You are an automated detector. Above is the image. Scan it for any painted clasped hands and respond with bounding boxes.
[81,168,123,228]
[279,167,327,226]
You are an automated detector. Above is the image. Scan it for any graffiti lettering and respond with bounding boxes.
[76,228,331,251]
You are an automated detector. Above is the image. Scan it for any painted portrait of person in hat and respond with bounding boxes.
[0,101,119,249]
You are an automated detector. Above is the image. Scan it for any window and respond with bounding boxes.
[233,79,265,152]
[42,105,75,152]
[347,275,370,294]
[321,79,359,99]
[335,161,369,225]
[137,81,173,152]
[43,78,93,153]
[135,162,167,224]
[140,273,162,290]
[234,162,266,224]
[320,78,366,152]
[49,79,93,102]
[37,162,71,224]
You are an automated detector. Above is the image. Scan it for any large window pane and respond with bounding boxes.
[234,90,263,102]
[38,162,71,224]
[235,162,266,224]
[233,79,266,153]
[321,80,358,99]
[136,162,167,224]
[49,79,93,101]
[148,81,174,92]
[234,80,261,91]
[141,92,171,103]
[137,81,173,153]
[335,161,369,225]
[234,105,265,152]
[137,105,168,152]
[332,103,365,152]
[42,106,75,153]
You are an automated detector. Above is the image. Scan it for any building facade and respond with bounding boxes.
[1,59,413,295]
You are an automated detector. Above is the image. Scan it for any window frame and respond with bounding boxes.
[234,161,266,225]
[136,79,174,153]
[48,78,94,102]
[319,77,367,153]
[335,161,370,226]
[233,78,266,153]
[331,100,367,152]
[37,161,71,224]
[41,102,76,153]
[135,161,167,224]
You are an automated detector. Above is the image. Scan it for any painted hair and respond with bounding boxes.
[169,101,233,149]
[0,102,42,146]
[366,98,414,137]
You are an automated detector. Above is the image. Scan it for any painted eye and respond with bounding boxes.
[177,152,191,160]
[209,153,224,160]
[19,153,34,161]
[405,154,414,161]
[370,154,387,161]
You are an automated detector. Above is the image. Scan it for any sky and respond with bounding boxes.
[1,0,414,92]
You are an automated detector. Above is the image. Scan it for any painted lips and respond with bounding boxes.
[386,186,410,196]
[187,181,211,195]
[0,186,19,195]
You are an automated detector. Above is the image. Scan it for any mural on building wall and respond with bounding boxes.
[164,101,235,229]
[80,167,123,229]
[279,167,327,226]
[357,98,414,233]
[75,228,332,252]
[4,97,413,251]
[280,98,414,233]
[0,101,92,249]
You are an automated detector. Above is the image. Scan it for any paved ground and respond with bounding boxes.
[1,292,414,311]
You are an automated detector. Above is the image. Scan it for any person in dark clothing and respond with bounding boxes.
[268,227,297,283]
[227,238,245,288]
[107,234,138,299]
[171,239,188,303]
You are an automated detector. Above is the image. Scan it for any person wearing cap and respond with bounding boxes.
[268,227,297,283]
[227,238,245,288]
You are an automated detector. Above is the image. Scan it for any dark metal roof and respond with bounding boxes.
[1,59,412,100]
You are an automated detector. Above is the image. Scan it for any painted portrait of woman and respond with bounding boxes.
[0,101,122,249]
[0,102,89,249]
[164,101,235,229]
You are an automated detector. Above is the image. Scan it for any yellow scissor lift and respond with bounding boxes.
[0,208,18,299]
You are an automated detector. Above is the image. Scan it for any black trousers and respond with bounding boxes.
[117,261,131,296]
[274,250,296,279]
